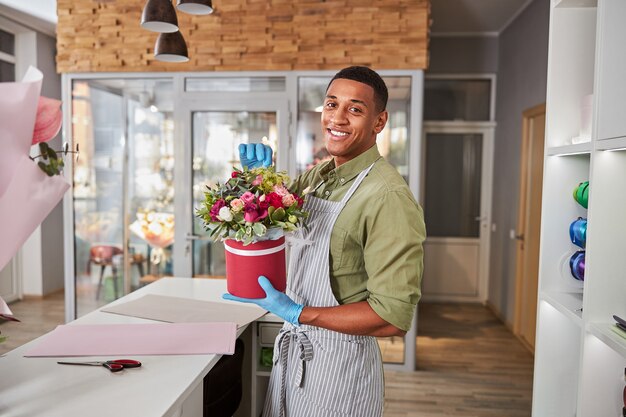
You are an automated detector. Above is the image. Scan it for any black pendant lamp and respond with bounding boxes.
[154,31,189,62]
[141,0,179,33]
[176,0,214,15]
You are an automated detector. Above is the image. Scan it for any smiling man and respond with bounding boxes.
[228,66,426,417]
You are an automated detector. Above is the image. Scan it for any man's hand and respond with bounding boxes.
[239,143,273,169]
[223,276,303,326]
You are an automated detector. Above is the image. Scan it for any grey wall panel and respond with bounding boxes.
[428,37,499,74]
[490,0,549,324]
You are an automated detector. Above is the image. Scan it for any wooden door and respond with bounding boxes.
[514,103,546,352]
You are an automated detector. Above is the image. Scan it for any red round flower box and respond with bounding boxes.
[224,236,287,299]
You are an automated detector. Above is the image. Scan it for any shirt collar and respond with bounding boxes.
[319,145,381,183]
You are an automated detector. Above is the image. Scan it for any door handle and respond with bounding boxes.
[474,216,487,222]
[514,233,524,241]
[185,234,201,257]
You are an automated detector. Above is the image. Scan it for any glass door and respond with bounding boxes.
[421,125,494,302]
[175,99,289,277]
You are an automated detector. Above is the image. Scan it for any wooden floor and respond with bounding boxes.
[384,303,534,417]
[0,291,64,355]
[0,296,534,416]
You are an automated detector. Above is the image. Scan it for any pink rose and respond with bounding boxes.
[243,204,258,222]
[230,198,244,212]
[241,191,255,204]
[282,194,297,207]
[273,185,289,197]
[243,203,268,223]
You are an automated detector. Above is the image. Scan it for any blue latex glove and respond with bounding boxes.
[239,143,273,169]
[223,276,304,326]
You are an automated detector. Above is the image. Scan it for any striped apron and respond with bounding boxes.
[262,163,384,417]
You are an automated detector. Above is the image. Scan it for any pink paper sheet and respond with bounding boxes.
[23,322,236,357]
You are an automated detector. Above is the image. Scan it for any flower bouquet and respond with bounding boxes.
[130,210,175,272]
[197,167,307,298]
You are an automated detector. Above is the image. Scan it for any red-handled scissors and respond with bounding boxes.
[57,359,142,373]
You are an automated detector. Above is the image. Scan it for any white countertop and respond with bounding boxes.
[0,278,268,417]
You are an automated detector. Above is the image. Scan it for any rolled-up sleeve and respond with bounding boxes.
[364,190,426,332]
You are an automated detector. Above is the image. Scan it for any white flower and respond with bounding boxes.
[217,206,233,222]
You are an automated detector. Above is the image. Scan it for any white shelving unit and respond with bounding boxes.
[249,315,282,417]
[533,0,626,416]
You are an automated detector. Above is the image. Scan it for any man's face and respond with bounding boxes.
[321,78,388,167]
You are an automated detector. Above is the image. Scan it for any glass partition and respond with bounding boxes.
[71,79,174,317]
[0,29,15,82]
[424,133,483,237]
[295,75,412,364]
[185,76,286,93]
[65,71,422,370]
[424,78,492,121]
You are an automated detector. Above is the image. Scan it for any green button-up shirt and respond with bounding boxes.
[291,146,426,331]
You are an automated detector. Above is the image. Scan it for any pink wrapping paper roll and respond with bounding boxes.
[0,66,70,271]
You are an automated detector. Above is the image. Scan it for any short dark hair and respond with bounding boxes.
[327,66,388,113]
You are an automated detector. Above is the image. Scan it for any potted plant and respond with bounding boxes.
[197,167,307,298]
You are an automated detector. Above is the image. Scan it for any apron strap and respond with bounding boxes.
[275,327,314,416]
[339,162,377,206]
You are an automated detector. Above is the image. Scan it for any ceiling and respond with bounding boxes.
[0,0,534,40]
[430,0,534,36]
[0,0,56,23]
